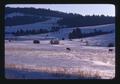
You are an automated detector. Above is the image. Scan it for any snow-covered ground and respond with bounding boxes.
[5,12,25,18]
[5,16,114,34]
[11,23,114,39]
[83,32,115,47]
[5,17,61,33]
[6,23,115,47]
[5,38,115,79]
[5,23,115,79]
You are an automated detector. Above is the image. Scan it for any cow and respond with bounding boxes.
[108,48,113,53]
[8,40,12,42]
[85,41,89,46]
[66,47,71,51]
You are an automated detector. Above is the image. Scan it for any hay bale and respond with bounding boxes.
[33,40,40,44]
[50,39,59,44]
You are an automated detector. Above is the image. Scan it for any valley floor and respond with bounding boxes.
[5,39,115,79]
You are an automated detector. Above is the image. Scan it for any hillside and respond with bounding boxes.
[5,7,115,28]
[5,23,115,48]
[5,17,61,33]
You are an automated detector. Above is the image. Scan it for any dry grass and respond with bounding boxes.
[5,41,115,79]
[5,64,114,79]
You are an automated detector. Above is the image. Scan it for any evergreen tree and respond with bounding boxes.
[68,27,82,39]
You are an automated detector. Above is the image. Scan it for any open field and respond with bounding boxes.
[5,39,115,79]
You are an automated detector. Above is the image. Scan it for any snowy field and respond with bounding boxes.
[5,37,115,79]
[5,23,115,79]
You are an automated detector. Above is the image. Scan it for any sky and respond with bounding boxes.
[6,4,115,16]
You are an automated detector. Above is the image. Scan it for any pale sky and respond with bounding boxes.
[6,4,115,16]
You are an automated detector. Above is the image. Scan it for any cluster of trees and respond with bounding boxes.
[12,26,60,36]
[5,7,115,27]
[69,28,82,39]
[12,29,49,36]
[108,43,114,47]
[50,26,60,32]
[68,28,113,39]
[57,15,115,27]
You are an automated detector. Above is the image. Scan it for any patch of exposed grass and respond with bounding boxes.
[5,64,114,79]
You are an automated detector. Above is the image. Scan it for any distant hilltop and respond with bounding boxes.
[5,7,115,27]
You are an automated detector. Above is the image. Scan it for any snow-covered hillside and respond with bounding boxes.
[5,15,114,34]
[11,23,114,39]
[5,12,25,18]
[6,24,115,47]
[5,17,61,33]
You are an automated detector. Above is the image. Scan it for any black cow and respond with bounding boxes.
[108,49,113,53]
[66,47,71,51]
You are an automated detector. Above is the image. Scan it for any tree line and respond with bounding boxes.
[12,26,60,36]
[57,15,114,27]
[68,28,113,39]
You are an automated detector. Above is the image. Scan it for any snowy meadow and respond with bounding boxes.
[5,28,115,79]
